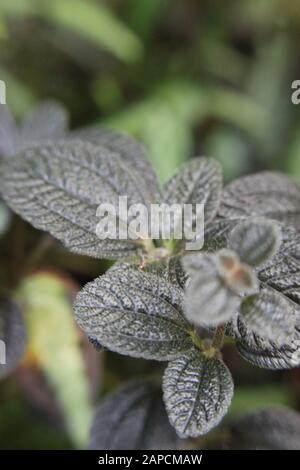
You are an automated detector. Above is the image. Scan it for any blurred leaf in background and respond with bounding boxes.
[17,272,93,448]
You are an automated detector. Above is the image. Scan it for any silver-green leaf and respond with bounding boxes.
[74,267,192,361]
[69,126,160,200]
[230,314,300,370]
[219,172,300,230]
[241,287,296,344]
[162,157,222,246]
[88,379,179,450]
[229,218,282,267]
[163,350,234,438]
[1,140,153,259]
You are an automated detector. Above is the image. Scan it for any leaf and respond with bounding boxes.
[219,172,300,230]
[182,251,258,327]
[230,314,300,370]
[229,218,282,267]
[183,253,241,327]
[88,379,179,450]
[1,140,153,259]
[69,126,160,200]
[141,106,192,183]
[74,267,193,361]
[227,407,300,450]
[41,0,143,63]
[217,249,259,295]
[18,273,93,447]
[0,101,67,159]
[0,298,26,380]
[18,100,68,149]
[163,350,234,438]
[241,287,297,344]
[163,157,222,226]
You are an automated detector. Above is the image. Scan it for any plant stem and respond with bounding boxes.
[212,324,226,350]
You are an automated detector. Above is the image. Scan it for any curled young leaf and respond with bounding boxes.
[231,314,300,370]
[229,218,282,267]
[217,249,259,295]
[227,407,300,450]
[240,287,296,344]
[69,126,160,200]
[1,140,153,259]
[0,299,26,380]
[88,379,179,450]
[74,267,193,361]
[163,350,234,438]
[183,253,241,327]
[219,172,300,230]
[183,251,258,327]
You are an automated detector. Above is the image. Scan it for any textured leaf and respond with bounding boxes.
[229,218,282,267]
[163,350,234,438]
[162,157,222,243]
[69,126,160,200]
[1,140,153,259]
[88,379,179,450]
[18,273,92,447]
[219,172,300,230]
[241,287,296,344]
[183,253,241,327]
[144,256,188,290]
[0,298,26,380]
[230,314,300,370]
[257,226,300,307]
[74,267,192,361]
[228,407,300,450]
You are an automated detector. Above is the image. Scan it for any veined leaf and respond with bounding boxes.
[219,172,300,230]
[163,350,234,438]
[228,407,300,450]
[0,298,26,380]
[69,126,160,200]
[231,314,300,370]
[74,267,192,361]
[18,273,92,448]
[229,218,282,267]
[241,287,296,344]
[1,140,153,259]
[163,157,222,226]
[88,379,178,450]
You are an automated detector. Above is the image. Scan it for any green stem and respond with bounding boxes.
[212,324,226,349]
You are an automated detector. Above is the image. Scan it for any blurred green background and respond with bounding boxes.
[1,0,300,449]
